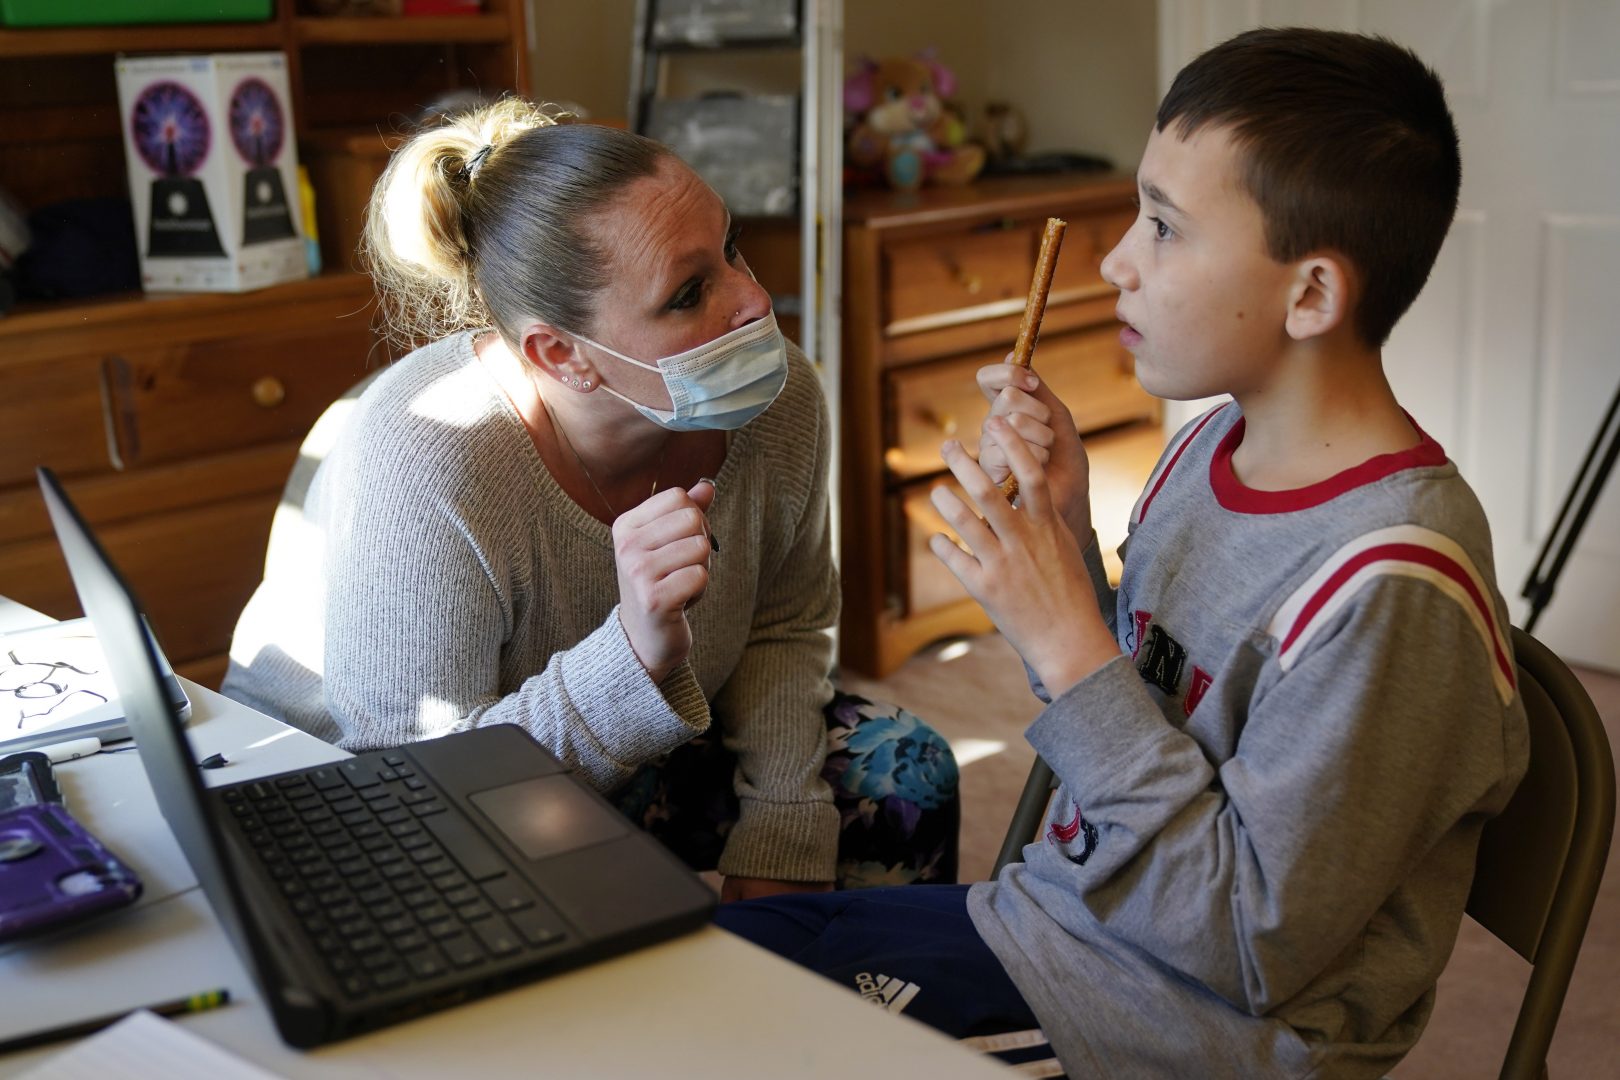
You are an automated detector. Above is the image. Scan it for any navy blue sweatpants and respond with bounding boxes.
[714,884,1065,1073]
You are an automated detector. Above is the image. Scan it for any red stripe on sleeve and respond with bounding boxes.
[1281,543,1514,689]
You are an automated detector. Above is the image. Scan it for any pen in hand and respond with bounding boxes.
[0,988,231,1054]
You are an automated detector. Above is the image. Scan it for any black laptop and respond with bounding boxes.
[37,466,716,1048]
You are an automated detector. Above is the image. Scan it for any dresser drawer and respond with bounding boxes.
[0,354,114,488]
[0,492,279,668]
[884,325,1157,481]
[100,319,374,470]
[884,224,1035,331]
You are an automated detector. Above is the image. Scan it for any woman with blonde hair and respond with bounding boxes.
[224,99,958,901]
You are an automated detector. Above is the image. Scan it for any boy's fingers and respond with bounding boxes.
[999,411,1056,450]
[929,482,997,556]
[928,531,979,584]
[943,437,1021,535]
[976,361,1040,403]
[991,418,1054,525]
[989,385,1053,427]
[1022,377,1081,444]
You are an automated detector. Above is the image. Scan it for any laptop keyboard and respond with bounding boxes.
[222,751,571,1000]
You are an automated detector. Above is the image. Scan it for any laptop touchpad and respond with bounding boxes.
[469,775,629,860]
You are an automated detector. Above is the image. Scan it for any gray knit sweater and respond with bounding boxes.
[969,403,1529,1078]
[223,332,842,882]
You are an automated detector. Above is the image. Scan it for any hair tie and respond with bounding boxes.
[462,143,494,183]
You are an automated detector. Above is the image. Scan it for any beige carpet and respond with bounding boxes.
[838,632,1620,1077]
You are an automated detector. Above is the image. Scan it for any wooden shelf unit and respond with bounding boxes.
[0,1,529,265]
[0,3,530,686]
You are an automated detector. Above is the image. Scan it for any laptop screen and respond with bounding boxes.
[35,466,281,999]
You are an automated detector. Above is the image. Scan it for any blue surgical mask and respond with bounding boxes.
[576,312,790,432]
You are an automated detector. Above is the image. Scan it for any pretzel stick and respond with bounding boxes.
[999,217,1066,501]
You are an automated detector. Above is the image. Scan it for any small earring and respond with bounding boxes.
[581,379,592,389]
[570,378,581,388]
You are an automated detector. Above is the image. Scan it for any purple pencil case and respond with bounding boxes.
[0,803,142,942]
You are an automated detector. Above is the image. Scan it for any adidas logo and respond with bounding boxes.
[854,971,920,1014]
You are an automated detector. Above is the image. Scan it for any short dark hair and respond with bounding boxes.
[1158,28,1461,347]
[363,99,670,352]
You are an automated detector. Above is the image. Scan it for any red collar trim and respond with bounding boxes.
[1210,412,1447,514]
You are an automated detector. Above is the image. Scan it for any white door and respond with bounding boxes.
[1157,0,1620,670]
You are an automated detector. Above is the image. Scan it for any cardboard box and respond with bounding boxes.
[114,52,309,293]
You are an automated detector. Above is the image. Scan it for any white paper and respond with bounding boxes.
[0,621,121,744]
[16,1009,279,1080]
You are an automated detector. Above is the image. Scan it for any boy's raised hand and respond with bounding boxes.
[930,418,1119,699]
[975,358,1093,541]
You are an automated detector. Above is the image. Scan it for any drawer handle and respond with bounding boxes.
[252,376,287,409]
[941,253,983,296]
[920,408,958,437]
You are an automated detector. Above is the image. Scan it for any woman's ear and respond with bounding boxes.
[1284,253,1354,342]
[518,321,600,391]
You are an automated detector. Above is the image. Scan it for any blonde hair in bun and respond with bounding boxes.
[362,98,669,354]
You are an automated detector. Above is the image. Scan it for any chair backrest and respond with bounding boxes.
[991,627,1615,1080]
[1467,627,1615,1080]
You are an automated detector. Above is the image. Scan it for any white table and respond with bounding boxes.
[0,600,1007,1078]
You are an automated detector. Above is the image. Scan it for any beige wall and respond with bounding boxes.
[526,0,1157,170]
[982,0,1159,172]
[528,0,637,121]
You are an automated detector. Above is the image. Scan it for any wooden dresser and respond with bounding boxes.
[0,275,379,688]
[838,174,1162,677]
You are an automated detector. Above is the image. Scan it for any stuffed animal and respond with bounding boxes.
[844,51,985,192]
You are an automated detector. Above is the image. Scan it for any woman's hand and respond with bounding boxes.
[974,357,1094,541]
[930,420,1119,698]
[614,479,716,684]
[720,876,835,903]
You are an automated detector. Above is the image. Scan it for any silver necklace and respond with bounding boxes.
[537,387,658,522]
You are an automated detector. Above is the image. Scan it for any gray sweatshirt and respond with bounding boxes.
[223,332,842,883]
[969,403,1529,1078]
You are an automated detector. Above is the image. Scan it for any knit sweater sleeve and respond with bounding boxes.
[1023,571,1525,1014]
[317,363,706,785]
[707,352,841,882]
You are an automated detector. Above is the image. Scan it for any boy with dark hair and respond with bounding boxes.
[716,26,1530,1078]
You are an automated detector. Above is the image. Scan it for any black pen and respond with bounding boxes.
[0,988,231,1054]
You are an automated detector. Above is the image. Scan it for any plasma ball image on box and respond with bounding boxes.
[130,79,225,258]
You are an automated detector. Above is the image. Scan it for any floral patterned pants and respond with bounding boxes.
[611,691,961,888]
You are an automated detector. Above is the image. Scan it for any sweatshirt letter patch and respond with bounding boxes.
[1136,624,1187,695]
[1184,665,1213,716]
[1130,609,1153,659]
[1048,800,1099,865]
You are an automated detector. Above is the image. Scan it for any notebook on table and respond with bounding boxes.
[36,466,716,1049]
[1,616,191,756]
